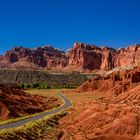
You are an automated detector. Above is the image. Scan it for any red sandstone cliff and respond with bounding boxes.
[0,46,68,69]
[114,45,140,67]
[66,43,140,71]
[1,43,140,71]
[67,42,116,70]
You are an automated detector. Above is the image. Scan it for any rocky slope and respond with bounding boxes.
[63,96,140,140]
[61,66,140,140]
[1,43,140,71]
[0,69,89,85]
[0,85,59,120]
[79,66,140,94]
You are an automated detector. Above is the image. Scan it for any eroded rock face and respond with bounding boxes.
[1,46,68,69]
[67,43,140,71]
[1,43,140,71]
[67,42,116,70]
[72,101,140,140]
[79,66,140,94]
[62,67,140,140]
[114,45,140,67]
[61,82,140,140]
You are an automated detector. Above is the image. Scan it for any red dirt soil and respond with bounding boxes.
[60,67,140,140]
[0,85,59,120]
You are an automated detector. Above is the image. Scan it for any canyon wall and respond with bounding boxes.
[1,43,140,71]
[67,43,140,70]
[1,46,68,69]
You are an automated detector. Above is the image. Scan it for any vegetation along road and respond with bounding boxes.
[0,92,72,130]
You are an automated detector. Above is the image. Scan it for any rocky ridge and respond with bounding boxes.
[1,43,140,71]
[79,66,140,94]
[0,46,67,69]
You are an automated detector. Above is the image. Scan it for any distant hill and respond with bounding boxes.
[0,69,90,86]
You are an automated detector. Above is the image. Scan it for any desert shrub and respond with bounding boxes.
[18,83,24,88]
[38,83,48,89]
[31,83,39,88]
[17,83,77,89]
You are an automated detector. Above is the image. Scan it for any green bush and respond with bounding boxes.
[17,83,77,89]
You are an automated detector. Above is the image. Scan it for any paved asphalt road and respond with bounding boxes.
[0,92,72,130]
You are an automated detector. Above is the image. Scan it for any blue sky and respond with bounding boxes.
[0,0,140,54]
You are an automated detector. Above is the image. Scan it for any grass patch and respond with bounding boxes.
[0,111,67,140]
[0,106,59,127]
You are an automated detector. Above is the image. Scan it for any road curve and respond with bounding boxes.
[0,92,72,130]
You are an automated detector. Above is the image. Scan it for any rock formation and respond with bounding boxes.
[67,43,140,71]
[1,43,140,71]
[79,66,140,94]
[114,45,140,67]
[1,46,68,69]
[67,42,116,70]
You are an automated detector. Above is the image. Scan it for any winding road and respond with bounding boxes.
[0,92,72,130]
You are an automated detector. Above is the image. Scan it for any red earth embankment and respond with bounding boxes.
[0,85,59,120]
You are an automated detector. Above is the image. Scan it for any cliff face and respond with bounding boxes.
[67,43,140,71]
[114,45,140,67]
[67,42,116,70]
[1,46,68,69]
[1,43,140,71]
[67,43,102,70]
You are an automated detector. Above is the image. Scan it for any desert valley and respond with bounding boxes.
[0,43,140,140]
